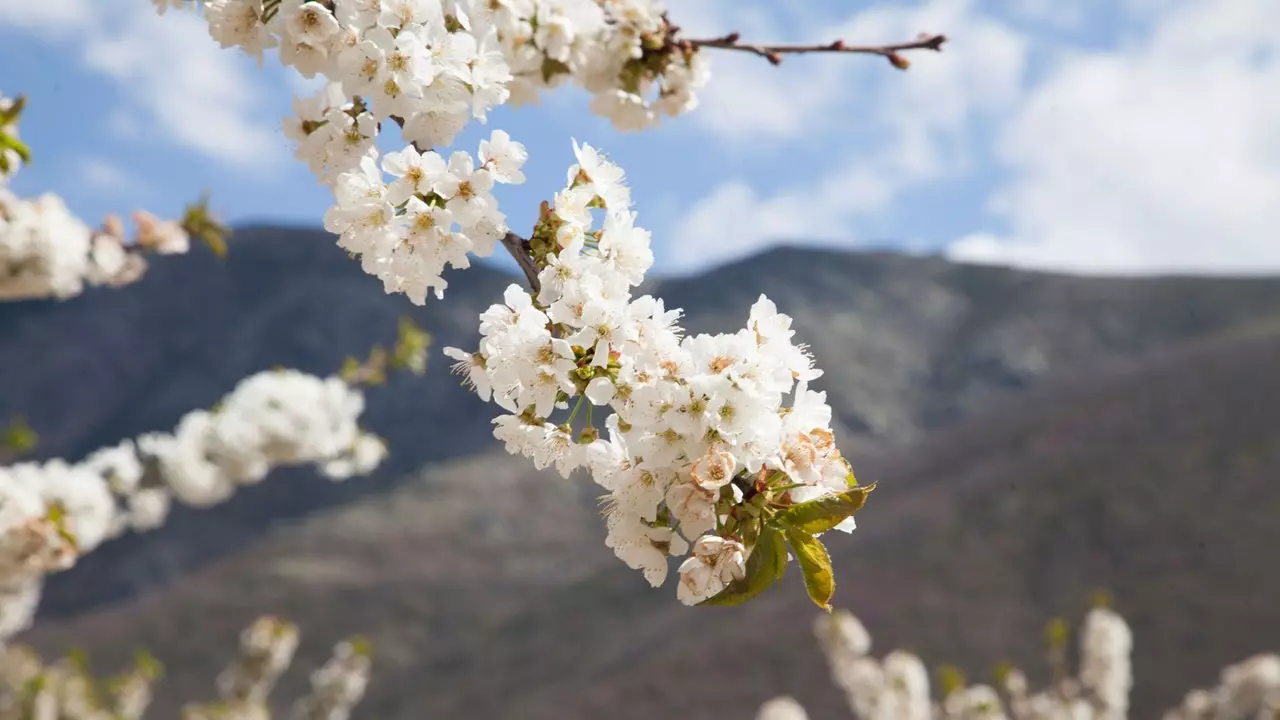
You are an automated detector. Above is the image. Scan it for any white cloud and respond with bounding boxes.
[79,157,146,195]
[685,0,1027,148]
[286,67,328,96]
[0,0,90,36]
[666,166,898,273]
[681,1,848,141]
[692,53,848,141]
[81,6,283,169]
[668,0,1029,271]
[835,0,1029,168]
[949,0,1280,274]
[1,2,283,170]
[998,0,1181,31]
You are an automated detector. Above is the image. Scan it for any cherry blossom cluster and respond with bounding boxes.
[160,0,526,305]
[0,615,371,720]
[290,637,374,720]
[1164,654,1280,720]
[990,607,1131,720]
[0,183,192,302]
[144,0,954,611]
[767,604,1278,720]
[137,368,386,507]
[211,616,301,708]
[444,143,862,606]
[195,0,510,147]
[0,91,205,302]
[0,369,384,644]
[813,609,933,720]
[486,0,711,129]
[323,128,527,304]
[808,606,1132,720]
[0,642,160,719]
[183,616,373,720]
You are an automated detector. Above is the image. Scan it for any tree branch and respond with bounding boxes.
[674,30,948,69]
[501,232,541,295]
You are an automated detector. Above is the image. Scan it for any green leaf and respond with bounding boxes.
[0,132,31,164]
[1,414,38,455]
[348,635,374,657]
[937,664,967,697]
[133,648,164,680]
[784,527,835,611]
[181,192,232,260]
[1045,617,1070,650]
[391,316,431,375]
[0,94,26,124]
[775,483,876,535]
[699,526,787,607]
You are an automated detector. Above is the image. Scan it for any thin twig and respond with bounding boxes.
[501,232,541,294]
[673,30,947,69]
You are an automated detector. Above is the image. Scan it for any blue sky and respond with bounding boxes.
[2,0,1277,278]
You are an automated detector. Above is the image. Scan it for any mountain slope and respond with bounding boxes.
[20,322,1280,719]
[5,227,1280,618]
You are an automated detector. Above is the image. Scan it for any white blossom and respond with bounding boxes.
[757,696,811,720]
[0,370,383,643]
[445,143,856,605]
[1079,607,1133,720]
[289,638,373,720]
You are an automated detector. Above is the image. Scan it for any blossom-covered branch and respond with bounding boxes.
[183,616,373,719]
[441,145,871,607]
[806,603,1132,719]
[144,0,918,609]
[0,369,386,643]
[1163,655,1280,720]
[0,616,371,719]
[0,644,162,719]
[760,602,1279,720]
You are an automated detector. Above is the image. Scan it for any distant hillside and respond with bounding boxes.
[21,321,1280,718]
[5,225,1280,618]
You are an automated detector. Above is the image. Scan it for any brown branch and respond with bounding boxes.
[673,30,947,69]
[501,232,541,295]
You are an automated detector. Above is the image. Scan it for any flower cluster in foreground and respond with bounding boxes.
[0,616,372,720]
[761,603,1279,720]
[485,0,710,129]
[169,0,711,307]
[445,143,870,606]
[0,370,384,643]
[133,0,950,610]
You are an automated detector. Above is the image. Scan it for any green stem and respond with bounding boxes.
[565,395,586,427]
